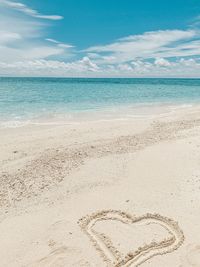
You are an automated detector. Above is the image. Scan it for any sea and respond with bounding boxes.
[1,77,200,127]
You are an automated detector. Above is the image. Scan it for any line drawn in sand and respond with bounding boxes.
[78,210,184,267]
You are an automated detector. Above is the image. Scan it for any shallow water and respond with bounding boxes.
[1,77,200,126]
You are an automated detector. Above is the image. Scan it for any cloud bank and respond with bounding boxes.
[1,57,200,78]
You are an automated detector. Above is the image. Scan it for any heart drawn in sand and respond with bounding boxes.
[78,210,184,267]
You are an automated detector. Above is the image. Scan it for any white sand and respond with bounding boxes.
[0,106,200,266]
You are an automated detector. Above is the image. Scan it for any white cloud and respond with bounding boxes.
[0,45,64,62]
[58,43,73,49]
[154,58,171,67]
[0,1,72,63]
[1,57,200,78]
[109,58,200,77]
[0,57,100,76]
[0,31,21,44]
[79,57,100,71]
[87,30,198,64]
[89,30,195,52]
[46,38,74,49]
[118,63,133,72]
[46,38,60,44]
[0,0,63,20]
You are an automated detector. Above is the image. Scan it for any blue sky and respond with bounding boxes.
[24,0,200,47]
[1,0,200,77]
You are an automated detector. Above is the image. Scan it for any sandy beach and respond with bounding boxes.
[1,106,200,267]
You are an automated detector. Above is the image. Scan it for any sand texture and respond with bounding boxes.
[0,107,200,266]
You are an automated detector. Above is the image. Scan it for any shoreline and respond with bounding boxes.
[0,101,198,129]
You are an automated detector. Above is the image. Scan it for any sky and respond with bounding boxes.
[1,0,200,77]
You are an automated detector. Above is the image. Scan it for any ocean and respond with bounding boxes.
[1,77,200,127]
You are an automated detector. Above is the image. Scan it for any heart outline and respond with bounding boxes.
[78,210,184,267]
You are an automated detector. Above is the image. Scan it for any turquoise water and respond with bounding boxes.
[1,77,200,125]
